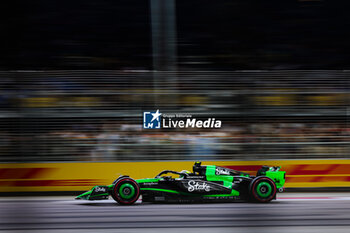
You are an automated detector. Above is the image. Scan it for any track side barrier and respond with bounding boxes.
[1,160,350,192]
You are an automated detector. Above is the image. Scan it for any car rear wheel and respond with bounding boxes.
[111,178,140,205]
[249,177,276,203]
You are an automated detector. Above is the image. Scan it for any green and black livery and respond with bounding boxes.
[76,162,286,204]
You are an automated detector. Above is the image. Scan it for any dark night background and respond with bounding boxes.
[3,0,350,70]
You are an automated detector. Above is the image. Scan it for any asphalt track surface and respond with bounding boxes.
[1,193,350,233]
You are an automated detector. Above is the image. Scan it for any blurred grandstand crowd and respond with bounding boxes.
[0,71,348,162]
[9,121,349,162]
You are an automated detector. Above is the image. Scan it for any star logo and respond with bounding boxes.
[151,109,162,122]
[143,110,162,129]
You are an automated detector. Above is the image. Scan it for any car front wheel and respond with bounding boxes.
[111,177,140,205]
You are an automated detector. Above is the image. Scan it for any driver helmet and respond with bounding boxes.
[179,170,190,178]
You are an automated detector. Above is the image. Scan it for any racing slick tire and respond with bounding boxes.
[249,176,276,203]
[111,177,140,205]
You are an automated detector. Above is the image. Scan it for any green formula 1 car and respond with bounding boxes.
[76,162,286,204]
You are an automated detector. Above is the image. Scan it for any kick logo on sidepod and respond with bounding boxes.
[143,109,162,129]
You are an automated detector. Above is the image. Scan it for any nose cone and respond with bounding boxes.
[75,190,92,200]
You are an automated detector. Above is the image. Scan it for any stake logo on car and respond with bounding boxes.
[187,180,210,192]
[95,187,106,192]
[215,168,230,175]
